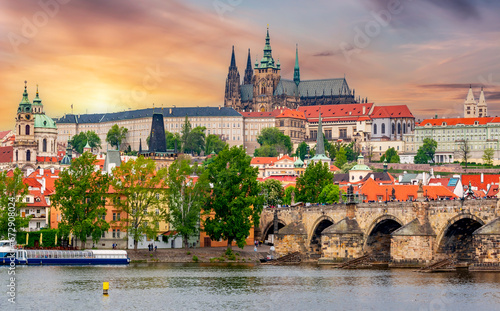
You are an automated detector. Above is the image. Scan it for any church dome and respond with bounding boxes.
[34,114,57,129]
[294,157,304,168]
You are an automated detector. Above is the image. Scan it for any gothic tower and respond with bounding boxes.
[252,27,281,112]
[243,49,253,85]
[464,85,476,118]
[13,81,37,170]
[224,46,241,110]
[477,87,487,117]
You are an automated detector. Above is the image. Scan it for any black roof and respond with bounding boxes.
[56,107,241,124]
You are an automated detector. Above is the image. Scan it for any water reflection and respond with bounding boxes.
[1,263,500,310]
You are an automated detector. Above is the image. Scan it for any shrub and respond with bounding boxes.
[192,255,199,262]
[187,251,191,255]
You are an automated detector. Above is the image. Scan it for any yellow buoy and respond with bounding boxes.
[103,282,109,295]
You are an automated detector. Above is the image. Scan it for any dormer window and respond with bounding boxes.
[474,121,479,126]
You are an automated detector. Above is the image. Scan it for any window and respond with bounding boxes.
[374,124,377,135]
[26,125,30,135]
[43,139,47,152]
[113,213,116,221]
[117,229,120,238]
[339,128,347,138]
[382,124,385,134]
[26,150,31,162]
[112,229,116,238]
[102,231,106,238]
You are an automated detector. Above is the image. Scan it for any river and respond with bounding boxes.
[2,263,500,310]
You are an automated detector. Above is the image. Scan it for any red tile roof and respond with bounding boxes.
[0,130,11,140]
[251,157,277,165]
[358,178,457,202]
[370,105,414,119]
[241,110,280,118]
[298,103,373,122]
[36,156,59,163]
[0,146,13,163]
[275,109,306,120]
[24,178,43,188]
[419,117,497,127]
[462,174,500,192]
[330,165,340,172]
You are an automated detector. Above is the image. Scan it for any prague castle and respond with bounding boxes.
[224,28,360,113]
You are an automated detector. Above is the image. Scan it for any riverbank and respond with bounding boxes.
[128,245,270,263]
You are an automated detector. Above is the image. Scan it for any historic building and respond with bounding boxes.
[12,82,58,172]
[464,86,488,118]
[56,107,244,153]
[224,28,359,113]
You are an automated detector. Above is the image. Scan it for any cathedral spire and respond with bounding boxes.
[256,26,277,69]
[293,44,300,86]
[243,48,253,85]
[230,45,236,69]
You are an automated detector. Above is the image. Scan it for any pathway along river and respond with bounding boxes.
[2,263,500,310]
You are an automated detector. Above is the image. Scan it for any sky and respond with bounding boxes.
[1,0,500,130]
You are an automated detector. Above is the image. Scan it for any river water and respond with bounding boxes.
[2,263,500,310]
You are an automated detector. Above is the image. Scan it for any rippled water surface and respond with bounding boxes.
[2,263,500,310]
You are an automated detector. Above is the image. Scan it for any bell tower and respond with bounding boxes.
[13,81,37,170]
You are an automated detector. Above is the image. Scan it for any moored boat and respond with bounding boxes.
[0,240,129,265]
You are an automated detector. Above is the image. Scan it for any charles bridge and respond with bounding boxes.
[257,198,500,267]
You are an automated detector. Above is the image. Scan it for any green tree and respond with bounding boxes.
[255,127,293,156]
[70,131,102,154]
[421,138,437,164]
[334,147,347,168]
[166,131,182,150]
[345,142,360,162]
[185,126,206,155]
[0,168,30,240]
[106,124,128,150]
[51,152,110,249]
[165,159,209,249]
[339,161,357,174]
[318,184,340,204]
[181,115,191,153]
[283,186,296,206]
[111,156,168,250]
[483,148,494,167]
[414,148,429,164]
[262,179,284,207]
[254,144,279,157]
[205,134,227,155]
[296,161,334,203]
[202,146,264,250]
[295,142,308,161]
[381,147,400,163]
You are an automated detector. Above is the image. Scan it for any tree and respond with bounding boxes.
[185,126,206,155]
[296,161,334,203]
[262,179,284,207]
[255,127,293,156]
[414,148,429,164]
[381,147,400,163]
[318,184,340,204]
[205,134,227,155]
[339,161,357,174]
[111,156,168,250]
[254,144,278,157]
[283,186,296,206]
[0,168,30,240]
[458,139,471,168]
[70,131,102,154]
[295,142,308,161]
[334,147,347,168]
[106,124,128,150]
[51,152,110,249]
[345,142,360,162]
[422,138,437,163]
[483,148,494,167]
[202,146,264,250]
[165,159,209,249]
[181,115,191,153]
[166,131,182,150]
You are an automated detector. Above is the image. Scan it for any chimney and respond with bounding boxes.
[363,106,366,115]
[481,172,484,183]
[39,168,44,176]
[50,167,54,174]
[370,174,375,180]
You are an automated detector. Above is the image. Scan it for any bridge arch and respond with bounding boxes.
[261,219,287,245]
[363,215,404,261]
[436,214,485,261]
[308,216,335,255]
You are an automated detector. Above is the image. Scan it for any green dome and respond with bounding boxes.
[34,114,57,129]
[351,164,371,171]
[294,158,304,167]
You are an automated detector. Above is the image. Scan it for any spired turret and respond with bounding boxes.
[477,87,487,117]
